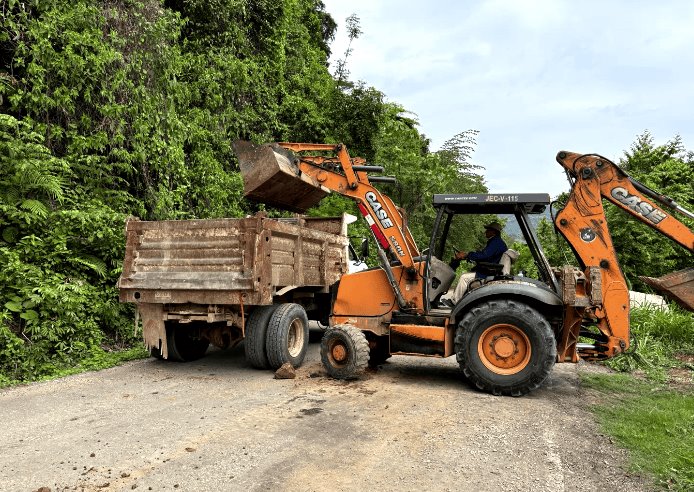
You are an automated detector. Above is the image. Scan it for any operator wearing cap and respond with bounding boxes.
[443,221,508,306]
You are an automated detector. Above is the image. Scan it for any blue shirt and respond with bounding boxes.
[467,235,508,278]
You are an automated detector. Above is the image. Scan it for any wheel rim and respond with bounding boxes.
[326,338,349,368]
[477,323,531,375]
[287,317,305,358]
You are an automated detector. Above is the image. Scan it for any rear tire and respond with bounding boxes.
[166,322,210,362]
[455,300,556,396]
[244,305,279,369]
[321,325,369,379]
[265,303,309,369]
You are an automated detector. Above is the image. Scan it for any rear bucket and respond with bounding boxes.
[233,140,329,213]
[640,267,694,311]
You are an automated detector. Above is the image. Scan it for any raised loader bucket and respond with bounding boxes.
[640,267,694,311]
[233,140,329,213]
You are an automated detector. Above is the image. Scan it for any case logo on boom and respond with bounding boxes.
[365,192,394,228]
[610,187,667,224]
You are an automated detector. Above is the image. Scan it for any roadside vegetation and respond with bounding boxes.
[581,304,694,491]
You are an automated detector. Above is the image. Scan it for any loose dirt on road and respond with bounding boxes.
[1,341,649,492]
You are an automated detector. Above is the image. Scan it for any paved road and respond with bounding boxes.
[1,337,647,492]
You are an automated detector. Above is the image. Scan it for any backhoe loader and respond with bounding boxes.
[234,141,694,396]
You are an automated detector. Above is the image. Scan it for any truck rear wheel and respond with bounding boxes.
[166,321,210,362]
[320,325,369,379]
[265,303,309,369]
[455,300,556,396]
[244,305,279,369]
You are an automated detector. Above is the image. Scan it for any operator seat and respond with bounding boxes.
[468,249,520,293]
[427,256,456,305]
[500,249,519,275]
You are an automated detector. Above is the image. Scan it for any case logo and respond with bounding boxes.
[610,187,667,224]
[365,192,394,228]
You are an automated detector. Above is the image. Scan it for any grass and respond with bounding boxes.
[581,373,694,490]
[0,345,148,389]
[604,305,694,381]
[580,304,694,490]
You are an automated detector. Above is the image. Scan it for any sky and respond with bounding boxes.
[320,0,694,197]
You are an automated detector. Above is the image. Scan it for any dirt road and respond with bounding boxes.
[0,338,648,492]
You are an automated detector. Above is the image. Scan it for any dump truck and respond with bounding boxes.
[234,141,694,396]
[118,213,354,369]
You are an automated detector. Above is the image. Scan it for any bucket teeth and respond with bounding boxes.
[233,140,329,213]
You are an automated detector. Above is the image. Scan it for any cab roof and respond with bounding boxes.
[432,193,550,215]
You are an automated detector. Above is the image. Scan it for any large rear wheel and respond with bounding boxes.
[265,303,309,369]
[320,324,369,379]
[455,300,556,396]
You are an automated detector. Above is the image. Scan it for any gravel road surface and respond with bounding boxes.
[1,337,648,492]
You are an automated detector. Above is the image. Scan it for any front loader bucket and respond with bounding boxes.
[640,267,694,311]
[233,140,329,213]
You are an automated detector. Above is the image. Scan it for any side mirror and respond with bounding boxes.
[360,237,369,260]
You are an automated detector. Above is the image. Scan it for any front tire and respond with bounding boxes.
[455,300,556,396]
[320,325,369,379]
[265,303,309,369]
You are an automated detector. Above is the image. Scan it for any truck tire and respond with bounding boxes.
[320,324,369,379]
[455,299,556,396]
[265,303,309,369]
[244,305,279,369]
[166,321,210,362]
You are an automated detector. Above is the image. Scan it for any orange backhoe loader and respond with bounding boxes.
[234,142,694,396]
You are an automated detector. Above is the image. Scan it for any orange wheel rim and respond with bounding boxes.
[477,323,531,375]
[331,343,347,363]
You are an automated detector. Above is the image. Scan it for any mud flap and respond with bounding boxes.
[233,140,329,212]
[138,303,168,358]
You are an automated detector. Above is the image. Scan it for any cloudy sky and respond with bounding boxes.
[321,0,694,197]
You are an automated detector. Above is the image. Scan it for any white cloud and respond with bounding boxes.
[322,0,694,196]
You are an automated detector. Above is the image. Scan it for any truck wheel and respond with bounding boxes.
[244,305,279,369]
[166,322,210,362]
[265,303,309,369]
[455,300,556,396]
[321,325,370,379]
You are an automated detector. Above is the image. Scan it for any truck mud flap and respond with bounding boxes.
[138,303,168,358]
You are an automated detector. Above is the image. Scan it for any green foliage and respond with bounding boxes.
[582,373,694,491]
[604,305,694,380]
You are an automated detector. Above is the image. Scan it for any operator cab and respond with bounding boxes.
[425,193,556,310]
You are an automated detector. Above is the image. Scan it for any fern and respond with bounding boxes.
[72,255,108,278]
[19,199,49,218]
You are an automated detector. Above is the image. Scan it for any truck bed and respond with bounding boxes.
[118,214,349,306]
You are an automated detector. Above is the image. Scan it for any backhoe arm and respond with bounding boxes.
[554,151,694,360]
[276,142,420,270]
[234,140,423,311]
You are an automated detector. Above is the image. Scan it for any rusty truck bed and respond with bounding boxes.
[118,214,349,306]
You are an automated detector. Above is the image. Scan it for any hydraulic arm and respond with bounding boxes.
[234,141,425,311]
[554,151,694,360]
